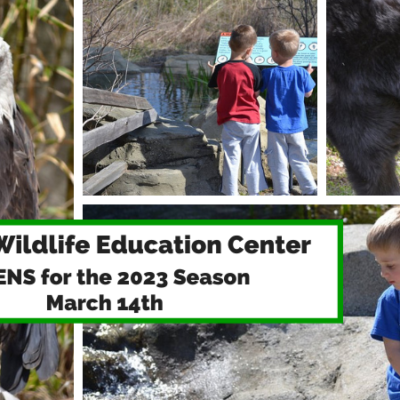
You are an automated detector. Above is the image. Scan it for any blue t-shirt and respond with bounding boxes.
[371,286,400,399]
[260,65,316,134]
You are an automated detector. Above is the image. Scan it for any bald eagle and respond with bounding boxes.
[0,324,59,395]
[0,38,39,219]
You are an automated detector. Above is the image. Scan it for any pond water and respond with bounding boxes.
[85,72,317,158]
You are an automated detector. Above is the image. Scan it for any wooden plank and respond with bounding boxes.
[83,108,158,154]
[83,87,152,110]
[83,161,128,195]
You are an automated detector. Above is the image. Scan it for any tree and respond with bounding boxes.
[256,0,317,37]
[83,0,151,81]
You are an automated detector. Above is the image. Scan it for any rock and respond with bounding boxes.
[83,46,141,74]
[83,321,388,400]
[188,97,268,144]
[83,117,223,195]
[343,224,389,316]
[100,169,186,195]
[83,348,139,392]
[164,54,215,75]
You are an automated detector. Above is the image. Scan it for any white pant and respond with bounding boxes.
[266,131,317,196]
[221,121,268,196]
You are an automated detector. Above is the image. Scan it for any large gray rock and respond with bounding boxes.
[83,116,223,195]
[164,54,215,75]
[84,118,220,170]
[83,321,388,400]
[188,97,268,146]
[101,169,186,195]
[344,224,389,316]
[83,46,141,74]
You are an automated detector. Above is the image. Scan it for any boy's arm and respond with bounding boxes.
[207,61,217,76]
[304,64,315,98]
[384,337,400,375]
[305,89,313,98]
[207,61,219,89]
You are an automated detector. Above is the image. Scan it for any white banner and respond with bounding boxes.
[0,223,339,321]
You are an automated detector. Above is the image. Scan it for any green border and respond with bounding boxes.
[0,219,343,324]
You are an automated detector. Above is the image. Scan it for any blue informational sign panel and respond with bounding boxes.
[215,33,318,67]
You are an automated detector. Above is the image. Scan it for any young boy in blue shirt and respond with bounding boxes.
[261,29,317,196]
[368,207,400,399]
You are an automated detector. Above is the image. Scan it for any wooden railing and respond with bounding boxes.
[83,88,158,195]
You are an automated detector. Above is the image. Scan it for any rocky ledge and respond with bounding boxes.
[83,320,387,400]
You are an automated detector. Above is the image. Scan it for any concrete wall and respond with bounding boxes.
[343,224,389,316]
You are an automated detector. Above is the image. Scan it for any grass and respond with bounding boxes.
[93,0,316,63]
[163,62,217,101]
[327,176,354,196]
[326,145,354,196]
[327,145,400,196]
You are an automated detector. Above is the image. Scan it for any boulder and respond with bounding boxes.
[84,117,220,169]
[100,169,186,196]
[83,46,141,74]
[164,54,215,75]
[188,97,268,145]
[343,224,389,316]
[83,115,223,195]
[83,321,388,400]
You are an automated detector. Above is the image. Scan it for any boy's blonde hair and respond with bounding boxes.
[367,207,400,251]
[269,29,300,59]
[229,25,257,52]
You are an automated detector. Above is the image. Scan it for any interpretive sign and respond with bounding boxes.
[215,32,318,67]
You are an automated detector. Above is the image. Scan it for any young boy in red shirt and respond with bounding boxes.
[208,25,268,196]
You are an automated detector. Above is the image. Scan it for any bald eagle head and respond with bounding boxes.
[0,38,16,131]
[0,38,39,220]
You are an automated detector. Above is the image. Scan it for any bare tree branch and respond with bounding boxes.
[256,0,317,37]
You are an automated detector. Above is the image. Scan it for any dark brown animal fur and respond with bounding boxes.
[327,0,400,195]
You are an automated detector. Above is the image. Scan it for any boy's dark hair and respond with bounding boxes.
[367,207,400,251]
[229,25,257,52]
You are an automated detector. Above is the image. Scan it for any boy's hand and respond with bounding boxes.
[307,63,314,74]
[207,61,217,75]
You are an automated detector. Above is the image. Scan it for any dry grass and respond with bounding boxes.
[83,0,316,62]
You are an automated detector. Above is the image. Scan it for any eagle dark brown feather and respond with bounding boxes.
[1,108,40,219]
[0,324,59,394]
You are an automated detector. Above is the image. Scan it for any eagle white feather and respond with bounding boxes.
[0,37,16,132]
